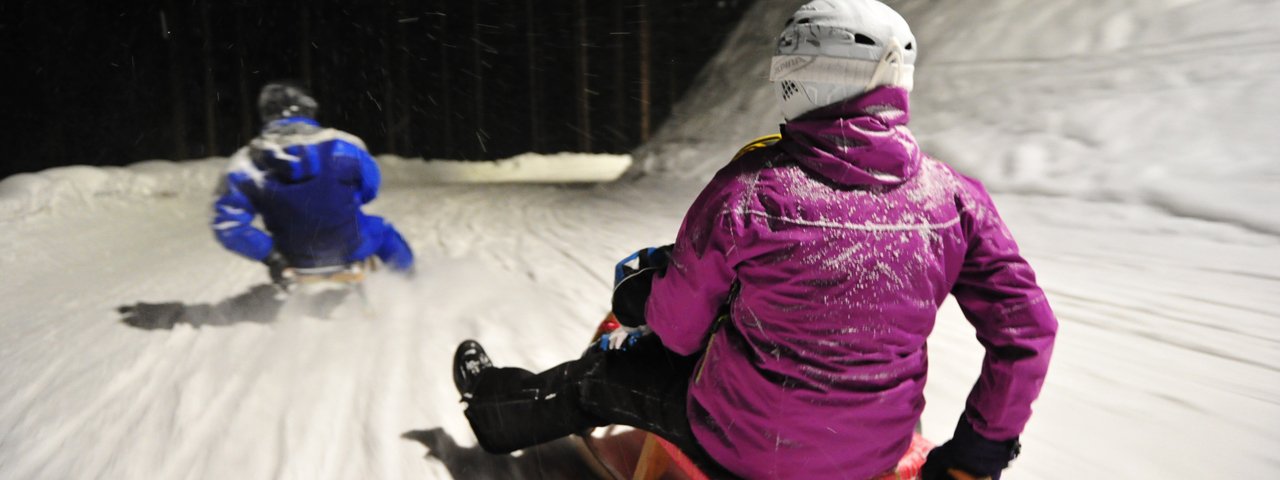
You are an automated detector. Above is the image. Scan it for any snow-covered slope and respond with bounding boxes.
[641,0,1280,235]
[2,1,1279,479]
[0,167,684,479]
[897,0,1280,235]
[634,0,806,179]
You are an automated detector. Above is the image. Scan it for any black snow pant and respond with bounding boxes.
[462,334,735,478]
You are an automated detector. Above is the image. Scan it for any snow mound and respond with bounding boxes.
[0,160,225,222]
[378,152,631,186]
[638,0,1280,235]
[0,153,631,222]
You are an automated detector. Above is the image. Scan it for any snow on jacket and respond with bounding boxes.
[212,117,384,268]
[646,87,1057,480]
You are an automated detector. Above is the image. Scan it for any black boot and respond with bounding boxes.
[453,340,493,400]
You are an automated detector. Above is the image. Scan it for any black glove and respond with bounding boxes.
[611,245,673,327]
[921,415,1020,480]
[263,251,292,287]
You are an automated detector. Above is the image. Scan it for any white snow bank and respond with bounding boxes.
[639,0,1280,235]
[378,153,631,186]
[0,153,631,222]
[0,160,226,222]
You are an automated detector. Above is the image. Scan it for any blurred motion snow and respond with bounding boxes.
[2,0,1279,479]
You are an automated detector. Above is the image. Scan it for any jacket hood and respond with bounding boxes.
[778,86,922,187]
[251,117,323,182]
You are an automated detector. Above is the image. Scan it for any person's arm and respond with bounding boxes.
[926,175,1058,479]
[951,177,1057,440]
[643,173,746,356]
[357,148,380,205]
[333,140,381,205]
[211,174,273,262]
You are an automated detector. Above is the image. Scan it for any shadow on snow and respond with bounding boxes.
[117,284,355,330]
[401,427,599,479]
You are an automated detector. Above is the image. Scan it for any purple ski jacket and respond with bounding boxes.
[646,87,1057,480]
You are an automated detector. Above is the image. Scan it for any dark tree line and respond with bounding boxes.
[1,0,751,179]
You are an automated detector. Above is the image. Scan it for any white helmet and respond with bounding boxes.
[770,0,917,121]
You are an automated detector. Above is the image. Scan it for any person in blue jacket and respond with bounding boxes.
[212,82,414,285]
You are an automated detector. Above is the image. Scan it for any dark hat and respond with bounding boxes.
[257,82,318,123]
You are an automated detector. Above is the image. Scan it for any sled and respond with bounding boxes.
[279,259,379,317]
[579,425,934,480]
[577,314,937,480]
[288,257,378,286]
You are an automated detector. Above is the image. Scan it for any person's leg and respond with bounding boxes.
[577,335,733,478]
[463,354,607,454]
[462,336,732,476]
[353,215,414,272]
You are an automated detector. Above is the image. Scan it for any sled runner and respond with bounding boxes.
[288,257,378,286]
[577,314,936,480]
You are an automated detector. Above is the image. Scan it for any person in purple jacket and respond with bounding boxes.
[451,1,1056,479]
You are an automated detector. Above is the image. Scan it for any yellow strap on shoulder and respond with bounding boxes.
[731,134,782,162]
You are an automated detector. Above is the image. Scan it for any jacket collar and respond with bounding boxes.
[263,116,320,132]
[777,87,922,187]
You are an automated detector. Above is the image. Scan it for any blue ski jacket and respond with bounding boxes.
[212,117,386,269]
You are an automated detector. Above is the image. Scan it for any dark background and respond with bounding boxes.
[0,0,752,180]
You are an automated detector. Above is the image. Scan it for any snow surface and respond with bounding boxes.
[2,0,1279,479]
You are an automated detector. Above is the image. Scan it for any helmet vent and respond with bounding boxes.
[905,42,914,50]
[781,81,799,101]
[854,33,876,46]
